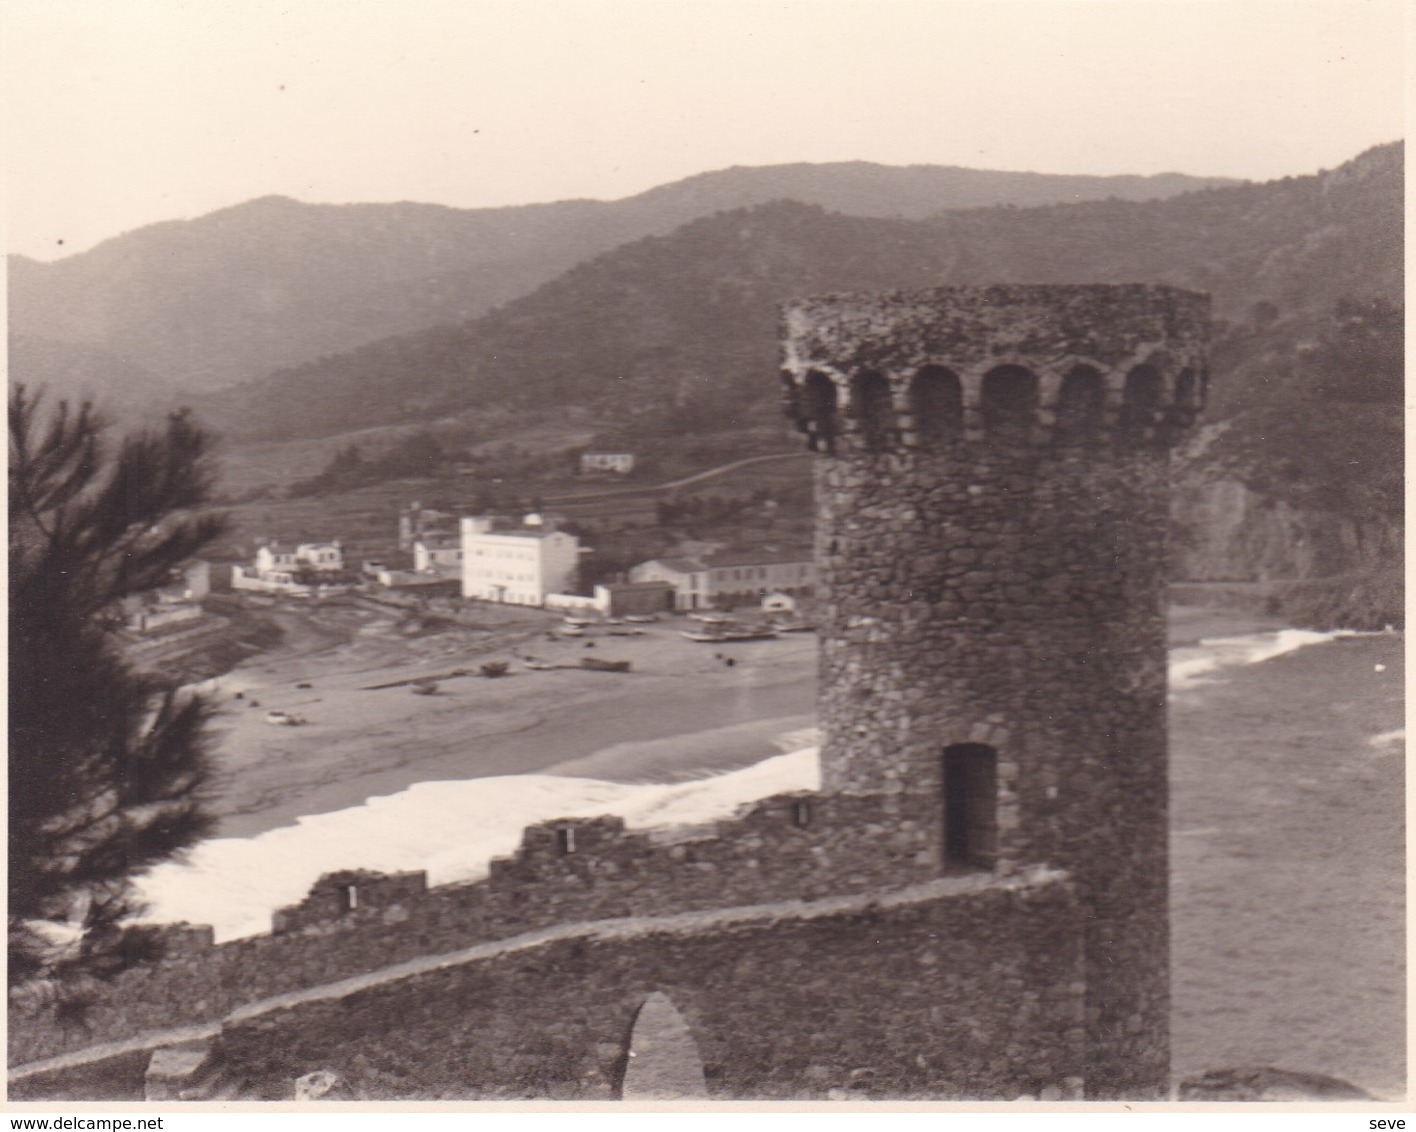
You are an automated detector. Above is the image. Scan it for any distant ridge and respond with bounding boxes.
[7,161,1238,401]
[199,142,1400,444]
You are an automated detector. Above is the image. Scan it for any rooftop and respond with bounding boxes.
[704,548,813,568]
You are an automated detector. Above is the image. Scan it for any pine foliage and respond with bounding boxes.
[8,387,228,994]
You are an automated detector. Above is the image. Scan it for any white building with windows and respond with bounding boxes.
[234,541,345,591]
[626,557,708,610]
[629,549,814,610]
[413,536,462,575]
[579,451,635,475]
[461,514,580,606]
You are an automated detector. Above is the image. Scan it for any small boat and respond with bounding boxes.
[580,657,632,673]
[681,629,729,642]
[624,614,658,624]
[683,621,779,643]
[721,626,779,642]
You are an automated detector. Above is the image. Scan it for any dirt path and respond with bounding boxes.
[537,451,809,508]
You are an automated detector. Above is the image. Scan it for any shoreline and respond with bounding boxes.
[208,601,1298,841]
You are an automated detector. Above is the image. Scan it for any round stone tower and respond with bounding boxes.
[780,283,1210,1100]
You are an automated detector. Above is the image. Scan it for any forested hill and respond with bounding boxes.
[200,142,1402,624]
[7,162,1233,402]
[203,142,1401,443]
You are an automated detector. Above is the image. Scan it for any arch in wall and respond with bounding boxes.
[1053,365,1105,442]
[981,365,1039,438]
[801,371,839,450]
[848,370,894,451]
[909,365,964,445]
[942,743,998,869]
[615,991,710,1100]
[1119,364,1163,438]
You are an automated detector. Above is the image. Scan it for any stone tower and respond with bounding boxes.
[781,283,1209,1100]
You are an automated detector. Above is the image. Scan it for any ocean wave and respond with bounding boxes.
[1168,628,1362,692]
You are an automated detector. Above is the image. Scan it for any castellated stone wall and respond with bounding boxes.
[781,283,1209,1100]
[10,791,948,1070]
[20,872,1084,1101]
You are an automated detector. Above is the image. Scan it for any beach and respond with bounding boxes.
[201,603,817,837]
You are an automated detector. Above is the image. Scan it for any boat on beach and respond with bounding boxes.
[680,623,780,643]
[580,656,632,672]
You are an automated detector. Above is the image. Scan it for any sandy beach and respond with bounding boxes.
[203,598,1285,839]
[202,602,817,837]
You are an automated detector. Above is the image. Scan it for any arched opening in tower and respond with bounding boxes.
[909,365,963,445]
[942,743,998,870]
[849,370,894,451]
[981,365,1039,441]
[1054,365,1105,442]
[1119,364,1163,440]
[802,371,839,451]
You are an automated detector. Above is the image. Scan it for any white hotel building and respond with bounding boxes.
[460,514,580,606]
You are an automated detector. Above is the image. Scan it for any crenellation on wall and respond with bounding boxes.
[11,788,950,1068]
[783,285,1206,458]
[273,870,429,934]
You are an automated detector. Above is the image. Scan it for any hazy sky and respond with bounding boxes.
[4,0,1407,261]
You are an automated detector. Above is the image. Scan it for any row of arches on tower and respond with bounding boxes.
[789,362,1203,452]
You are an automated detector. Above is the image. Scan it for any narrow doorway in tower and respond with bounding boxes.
[942,743,998,869]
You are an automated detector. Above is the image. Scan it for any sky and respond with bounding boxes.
[3,0,1407,261]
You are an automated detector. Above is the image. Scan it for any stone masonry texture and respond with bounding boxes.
[168,875,1085,1101]
[782,283,1210,1098]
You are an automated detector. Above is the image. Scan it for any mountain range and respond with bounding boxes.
[10,163,1237,402]
[6,144,1403,625]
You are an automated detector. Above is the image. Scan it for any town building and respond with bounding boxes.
[593,580,674,617]
[629,549,814,610]
[121,593,205,635]
[233,542,344,592]
[461,514,580,606]
[399,502,457,551]
[624,556,705,609]
[412,536,462,575]
[579,451,635,475]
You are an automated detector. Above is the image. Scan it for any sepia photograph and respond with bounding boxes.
[5,0,1406,1113]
